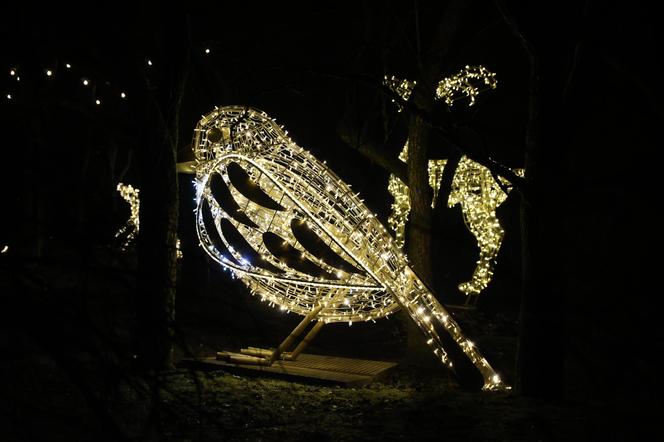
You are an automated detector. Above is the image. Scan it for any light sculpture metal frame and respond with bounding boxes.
[192,105,508,390]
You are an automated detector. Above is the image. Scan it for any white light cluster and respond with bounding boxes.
[435,65,497,106]
[384,75,415,111]
[5,63,127,105]
[192,106,508,390]
[115,182,182,259]
[115,183,140,250]
[384,67,521,305]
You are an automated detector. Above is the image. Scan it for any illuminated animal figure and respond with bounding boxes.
[385,67,523,305]
[387,148,523,306]
[190,105,507,390]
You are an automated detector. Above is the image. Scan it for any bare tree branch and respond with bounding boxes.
[319,69,527,191]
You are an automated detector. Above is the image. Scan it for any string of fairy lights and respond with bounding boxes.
[115,182,182,259]
[116,183,140,250]
[191,105,508,390]
[4,46,216,106]
[384,66,522,305]
[5,62,130,107]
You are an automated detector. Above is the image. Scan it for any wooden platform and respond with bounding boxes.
[179,352,398,386]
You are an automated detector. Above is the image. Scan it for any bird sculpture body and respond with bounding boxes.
[192,106,507,390]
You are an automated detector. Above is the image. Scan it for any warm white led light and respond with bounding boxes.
[115,182,181,259]
[115,183,140,250]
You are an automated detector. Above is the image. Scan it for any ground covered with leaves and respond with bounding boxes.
[3,351,604,442]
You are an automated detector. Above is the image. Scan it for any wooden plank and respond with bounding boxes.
[179,352,398,386]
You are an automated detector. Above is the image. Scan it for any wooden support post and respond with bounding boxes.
[267,304,324,365]
[239,347,273,358]
[284,320,325,361]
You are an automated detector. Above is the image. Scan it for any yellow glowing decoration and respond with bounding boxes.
[116,182,140,250]
[192,105,507,390]
[435,65,497,107]
[115,182,182,259]
[384,75,415,111]
[385,67,521,305]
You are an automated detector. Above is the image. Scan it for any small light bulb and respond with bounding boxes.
[16,77,20,82]
[120,92,126,98]
[46,69,53,76]
[82,79,89,86]
[6,94,11,100]
[65,63,71,69]
[95,99,101,105]
[147,59,152,66]
[10,69,16,76]
[205,48,210,54]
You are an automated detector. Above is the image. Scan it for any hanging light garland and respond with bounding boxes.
[192,105,508,390]
[385,67,523,304]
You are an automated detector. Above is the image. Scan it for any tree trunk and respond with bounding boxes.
[398,0,471,367]
[401,113,438,367]
[406,115,434,285]
[133,16,189,372]
[506,5,573,398]
[135,141,179,371]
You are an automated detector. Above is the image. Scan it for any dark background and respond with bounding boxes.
[0,2,660,440]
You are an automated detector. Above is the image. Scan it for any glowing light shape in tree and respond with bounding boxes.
[115,182,182,259]
[116,182,140,250]
[192,105,507,390]
[435,65,497,106]
[384,67,522,304]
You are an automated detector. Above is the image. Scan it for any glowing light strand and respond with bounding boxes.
[115,183,140,250]
[435,65,497,106]
[115,182,182,259]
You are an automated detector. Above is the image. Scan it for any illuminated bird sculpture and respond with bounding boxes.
[190,105,508,391]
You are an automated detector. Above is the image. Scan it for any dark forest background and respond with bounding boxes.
[0,2,660,440]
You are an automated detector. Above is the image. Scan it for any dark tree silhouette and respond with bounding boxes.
[133,15,190,372]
